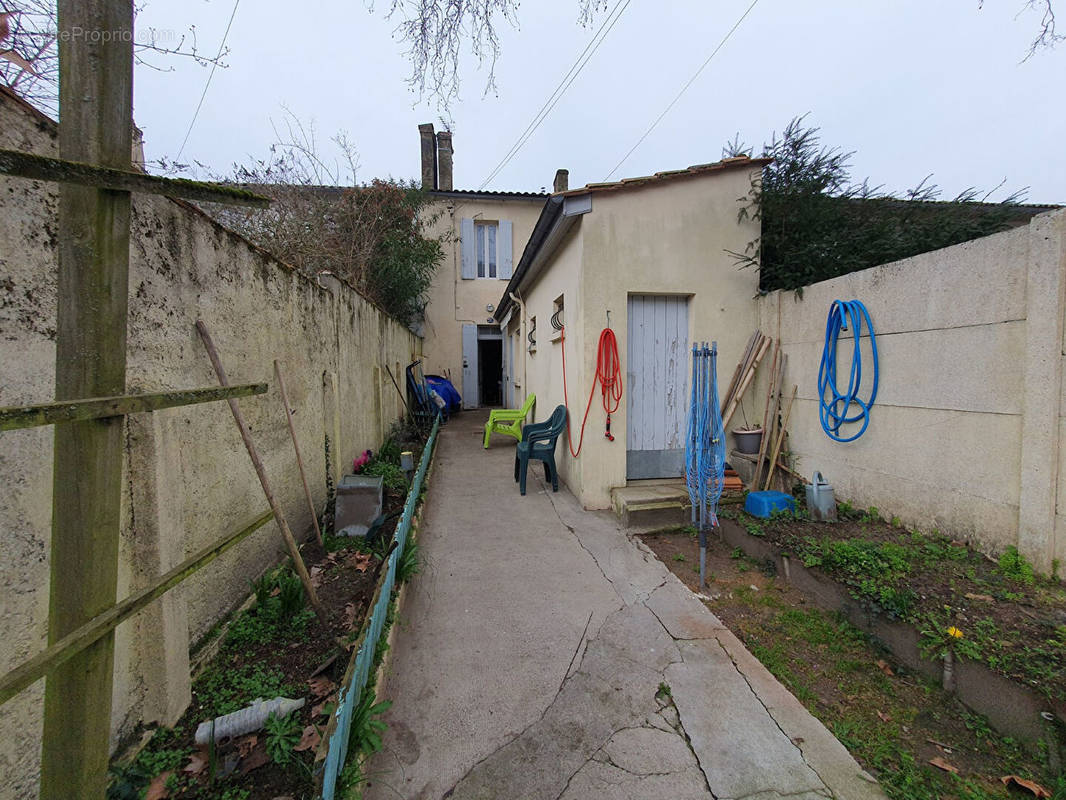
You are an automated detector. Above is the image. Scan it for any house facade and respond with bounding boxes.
[493,157,769,509]
[415,124,548,408]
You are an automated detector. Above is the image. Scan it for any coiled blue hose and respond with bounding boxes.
[818,299,879,442]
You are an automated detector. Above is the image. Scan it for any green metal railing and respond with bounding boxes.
[317,414,440,799]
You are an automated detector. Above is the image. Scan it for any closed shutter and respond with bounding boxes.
[460,218,476,280]
[461,323,478,408]
[498,219,513,279]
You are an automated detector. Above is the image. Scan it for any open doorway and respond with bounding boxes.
[478,338,503,407]
[461,323,504,408]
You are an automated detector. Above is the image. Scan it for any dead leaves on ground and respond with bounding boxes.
[144,771,172,800]
[346,551,372,572]
[928,756,959,774]
[313,692,338,718]
[1001,775,1052,798]
[307,675,337,698]
[875,659,894,676]
[294,724,321,752]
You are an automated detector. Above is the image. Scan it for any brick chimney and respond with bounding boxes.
[418,123,437,190]
[553,169,569,193]
[437,131,454,191]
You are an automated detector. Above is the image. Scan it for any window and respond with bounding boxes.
[476,222,497,278]
[461,218,513,280]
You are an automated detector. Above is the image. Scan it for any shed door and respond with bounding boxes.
[626,295,689,479]
[461,323,478,409]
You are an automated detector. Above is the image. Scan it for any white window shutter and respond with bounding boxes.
[498,219,513,279]
[460,218,476,279]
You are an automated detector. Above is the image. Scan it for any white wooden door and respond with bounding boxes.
[461,323,478,409]
[626,295,689,479]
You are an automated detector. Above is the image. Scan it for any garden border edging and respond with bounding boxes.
[718,519,1066,756]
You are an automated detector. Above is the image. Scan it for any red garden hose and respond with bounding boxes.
[561,326,623,458]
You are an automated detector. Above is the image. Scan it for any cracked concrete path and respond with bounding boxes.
[365,412,886,800]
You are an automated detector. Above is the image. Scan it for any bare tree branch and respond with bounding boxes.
[0,1,230,118]
[375,0,607,110]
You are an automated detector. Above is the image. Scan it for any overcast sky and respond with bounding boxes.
[133,0,1065,203]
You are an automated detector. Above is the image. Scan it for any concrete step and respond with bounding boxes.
[611,481,690,530]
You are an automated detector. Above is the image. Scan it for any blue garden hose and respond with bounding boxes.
[818,300,878,442]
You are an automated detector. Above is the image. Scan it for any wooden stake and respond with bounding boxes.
[763,385,797,492]
[384,364,411,417]
[41,4,133,797]
[275,361,324,547]
[753,341,779,487]
[196,322,328,625]
[723,330,760,410]
[722,336,771,428]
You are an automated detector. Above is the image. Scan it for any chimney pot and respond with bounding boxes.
[437,131,454,192]
[418,123,437,190]
[553,169,569,193]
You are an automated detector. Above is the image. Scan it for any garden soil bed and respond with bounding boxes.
[109,432,426,800]
[641,528,1065,800]
[717,506,1066,707]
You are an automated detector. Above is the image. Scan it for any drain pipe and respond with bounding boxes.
[510,291,528,401]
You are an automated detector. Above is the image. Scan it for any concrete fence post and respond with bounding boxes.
[1017,211,1066,574]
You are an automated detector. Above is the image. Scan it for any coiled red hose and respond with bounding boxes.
[561,326,622,458]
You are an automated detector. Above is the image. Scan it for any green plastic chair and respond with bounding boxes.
[483,393,536,448]
[514,405,568,496]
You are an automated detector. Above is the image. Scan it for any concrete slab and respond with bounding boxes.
[667,639,828,800]
[365,411,887,800]
[645,580,727,639]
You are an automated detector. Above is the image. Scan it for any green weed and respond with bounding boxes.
[263,711,302,766]
[194,663,297,717]
[350,693,391,755]
[998,546,1035,585]
[397,539,420,583]
[673,553,687,563]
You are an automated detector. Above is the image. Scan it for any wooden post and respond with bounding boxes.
[196,322,328,625]
[41,3,134,798]
[274,360,324,547]
[763,385,797,492]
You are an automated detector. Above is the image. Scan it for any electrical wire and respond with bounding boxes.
[478,0,632,190]
[176,0,241,160]
[602,0,759,182]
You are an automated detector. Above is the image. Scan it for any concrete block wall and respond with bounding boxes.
[757,209,1066,574]
[0,91,419,798]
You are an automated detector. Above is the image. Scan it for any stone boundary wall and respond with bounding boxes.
[0,90,420,798]
[756,210,1066,574]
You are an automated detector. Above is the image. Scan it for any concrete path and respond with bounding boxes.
[365,412,886,800]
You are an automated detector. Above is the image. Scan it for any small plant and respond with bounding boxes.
[397,539,420,583]
[998,546,1035,585]
[656,681,672,698]
[366,459,407,492]
[673,553,687,563]
[275,570,307,617]
[194,663,297,717]
[263,711,302,766]
[745,520,766,537]
[731,547,745,560]
[350,693,392,755]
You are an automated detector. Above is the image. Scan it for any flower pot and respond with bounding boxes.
[732,428,763,455]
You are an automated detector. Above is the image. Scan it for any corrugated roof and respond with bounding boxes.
[557,155,771,197]
[429,188,549,200]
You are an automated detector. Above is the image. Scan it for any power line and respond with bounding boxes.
[478,0,632,190]
[602,0,759,182]
[176,0,241,160]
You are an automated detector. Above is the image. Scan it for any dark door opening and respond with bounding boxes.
[478,338,503,407]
